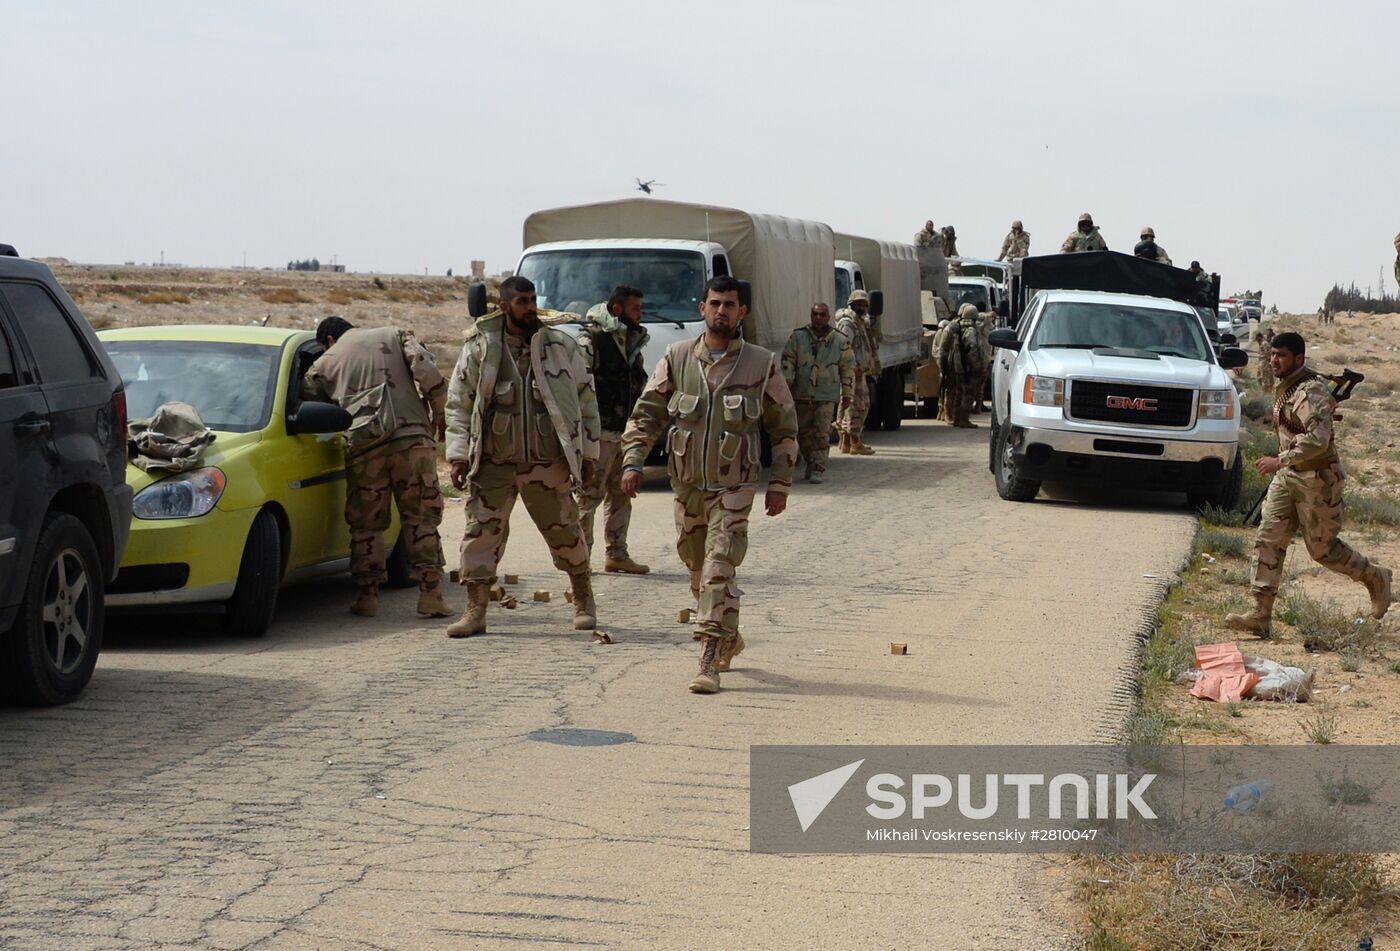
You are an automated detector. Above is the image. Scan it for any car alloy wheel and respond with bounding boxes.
[42,547,93,676]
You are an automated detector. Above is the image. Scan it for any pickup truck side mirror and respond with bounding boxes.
[868,290,885,318]
[738,280,752,311]
[1218,347,1249,370]
[988,328,1021,351]
[1220,333,1238,345]
[468,282,489,318]
[287,400,352,436]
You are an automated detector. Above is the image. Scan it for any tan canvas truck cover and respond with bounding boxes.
[832,233,922,369]
[523,198,834,352]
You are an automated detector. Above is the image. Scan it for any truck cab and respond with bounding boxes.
[515,238,729,373]
[834,259,864,309]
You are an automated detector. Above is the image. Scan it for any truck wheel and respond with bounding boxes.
[385,531,416,589]
[1188,451,1244,511]
[989,413,1000,473]
[879,370,904,431]
[1,513,105,706]
[863,378,882,432]
[224,510,282,638]
[994,424,1040,502]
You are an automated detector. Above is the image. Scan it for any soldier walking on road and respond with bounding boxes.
[443,276,602,638]
[997,220,1031,261]
[938,304,987,428]
[620,276,798,694]
[576,286,651,574]
[834,290,879,456]
[303,317,452,620]
[1060,213,1107,253]
[1226,332,1392,637]
[1254,326,1275,390]
[781,302,854,484]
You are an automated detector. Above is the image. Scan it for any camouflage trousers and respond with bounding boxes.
[347,438,445,587]
[795,400,837,473]
[1257,363,1275,390]
[840,375,872,440]
[672,479,755,639]
[460,458,589,581]
[1251,464,1372,594]
[577,433,633,559]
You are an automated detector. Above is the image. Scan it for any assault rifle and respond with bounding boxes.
[1243,368,1365,526]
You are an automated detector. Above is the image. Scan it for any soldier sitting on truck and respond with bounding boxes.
[1061,213,1107,253]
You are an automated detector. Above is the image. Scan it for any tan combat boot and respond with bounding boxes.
[689,635,721,694]
[853,438,876,456]
[446,581,490,638]
[570,571,597,631]
[350,584,379,618]
[715,632,745,673]
[1225,590,1275,638]
[809,469,824,485]
[604,554,650,575]
[838,432,851,454]
[1364,565,1393,620]
[416,576,452,618]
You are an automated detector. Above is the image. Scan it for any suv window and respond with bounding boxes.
[0,323,18,389]
[1,282,100,383]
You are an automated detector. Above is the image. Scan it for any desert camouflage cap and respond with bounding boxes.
[847,289,870,305]
[1141,226,1155,238]
[1078,212,1094,224]
[1011,219,1023,229]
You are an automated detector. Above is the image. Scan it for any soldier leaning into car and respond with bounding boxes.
[620,275,798,695]
[576,286,651,575]
[781,302,854,484]
[443,276,602,639]
[302,316,452,620]
[1226,332,1392,637]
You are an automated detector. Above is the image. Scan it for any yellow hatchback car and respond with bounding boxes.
[97,326,408,636]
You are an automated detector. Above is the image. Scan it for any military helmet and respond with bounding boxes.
[1133,239,1158,259]
[1078,212,1094,225]
[1140,226,1155,239]
[957,303,978,318]
[847,289,870,305]
[1011,219,1023,229]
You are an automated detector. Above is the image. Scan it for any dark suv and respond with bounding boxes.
[0,248,131,704]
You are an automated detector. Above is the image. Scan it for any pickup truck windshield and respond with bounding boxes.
[949,284,991,312]
[518,248,706,323]
[1030,301,1211,360]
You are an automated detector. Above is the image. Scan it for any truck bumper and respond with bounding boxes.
[1009,425,1237,491]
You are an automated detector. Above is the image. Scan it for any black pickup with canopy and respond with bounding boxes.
[1010,251,1219,324]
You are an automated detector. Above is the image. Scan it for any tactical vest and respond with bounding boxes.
[485,338,562,465]
[1274,369,1339,472]
[665,340,775,490]
[587,327,645,434]
[788,327,847,402]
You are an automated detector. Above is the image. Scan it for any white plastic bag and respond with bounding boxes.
[1242,655,1314,702]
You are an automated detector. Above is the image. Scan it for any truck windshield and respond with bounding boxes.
[834,269,853,310]
[1030,301,1210,360]
[949,284,990,311]
[518,248,707,323]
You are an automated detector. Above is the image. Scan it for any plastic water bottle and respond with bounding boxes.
[1223,780,1273,812]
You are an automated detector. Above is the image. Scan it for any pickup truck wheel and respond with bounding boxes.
[1189,451,1244,511]
[989,413,1001,473]
[1,513,104,706]
[993,424,1041,502]
[385,531,416,589]
[879,370,904,431]
[918,394,939,419]
[224,510,282,638]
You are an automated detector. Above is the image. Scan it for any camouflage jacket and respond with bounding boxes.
[622,336,798,494]
[781,325,855,403]
[1060,228,1108,253]
[577,305,649,435]
[445,311,600,483]
[834,308,880,376]
[1273,366,1339,471]
[997,231,1031,261]
[914,228,946,253]
[1153,244,1172,266]
[302,326,446,458]
[938,315,988,376]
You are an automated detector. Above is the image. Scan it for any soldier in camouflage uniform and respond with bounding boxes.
[1393,231,1400,286]
[621,275,798,695]
[997,220,1031,261]
[443,276,602,638]
[914,220,945,254]
[781,302,855,484]
[834,291,880,455]
[941,225,959,259]
[932,319,958,423]
[1060,213,1108,253]
[1139,227,1171,264]
[302,316,451,620]
[1226,332,1392,636]
[938,304,987,428]
[576,286,651,574]
[1254,326,1275,390]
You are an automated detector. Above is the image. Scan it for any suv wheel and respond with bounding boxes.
[2,512,104,705]
[993,424,1041,502]
[1189,451,1244,511]
[223,510,282,638]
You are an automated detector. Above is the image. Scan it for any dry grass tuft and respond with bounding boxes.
[261,289,312,305]
[136,292,190,305]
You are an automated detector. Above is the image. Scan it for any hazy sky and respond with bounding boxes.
[6,1,1397,310]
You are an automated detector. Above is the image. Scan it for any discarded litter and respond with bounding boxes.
[592,631,614,644]
[533,591,551,603]
[890,642,908,655]
[1223,780,1273,812]
[502,596,518,610]
[677,608,694,624]
[1180,643,1314,702]
[504,574,519,585]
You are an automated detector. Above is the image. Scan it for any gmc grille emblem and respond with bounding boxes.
[1105,395,1159,411]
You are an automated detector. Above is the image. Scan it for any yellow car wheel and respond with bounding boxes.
[224,510,282,638]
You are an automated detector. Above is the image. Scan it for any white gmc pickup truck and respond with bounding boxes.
[989,279,1248,509]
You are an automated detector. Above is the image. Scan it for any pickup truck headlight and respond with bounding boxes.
[1198,389,1236,420]
[133,467,227,520]
[1022,375,1064,407]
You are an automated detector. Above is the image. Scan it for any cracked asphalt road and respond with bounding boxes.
[0,421,1196,950]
